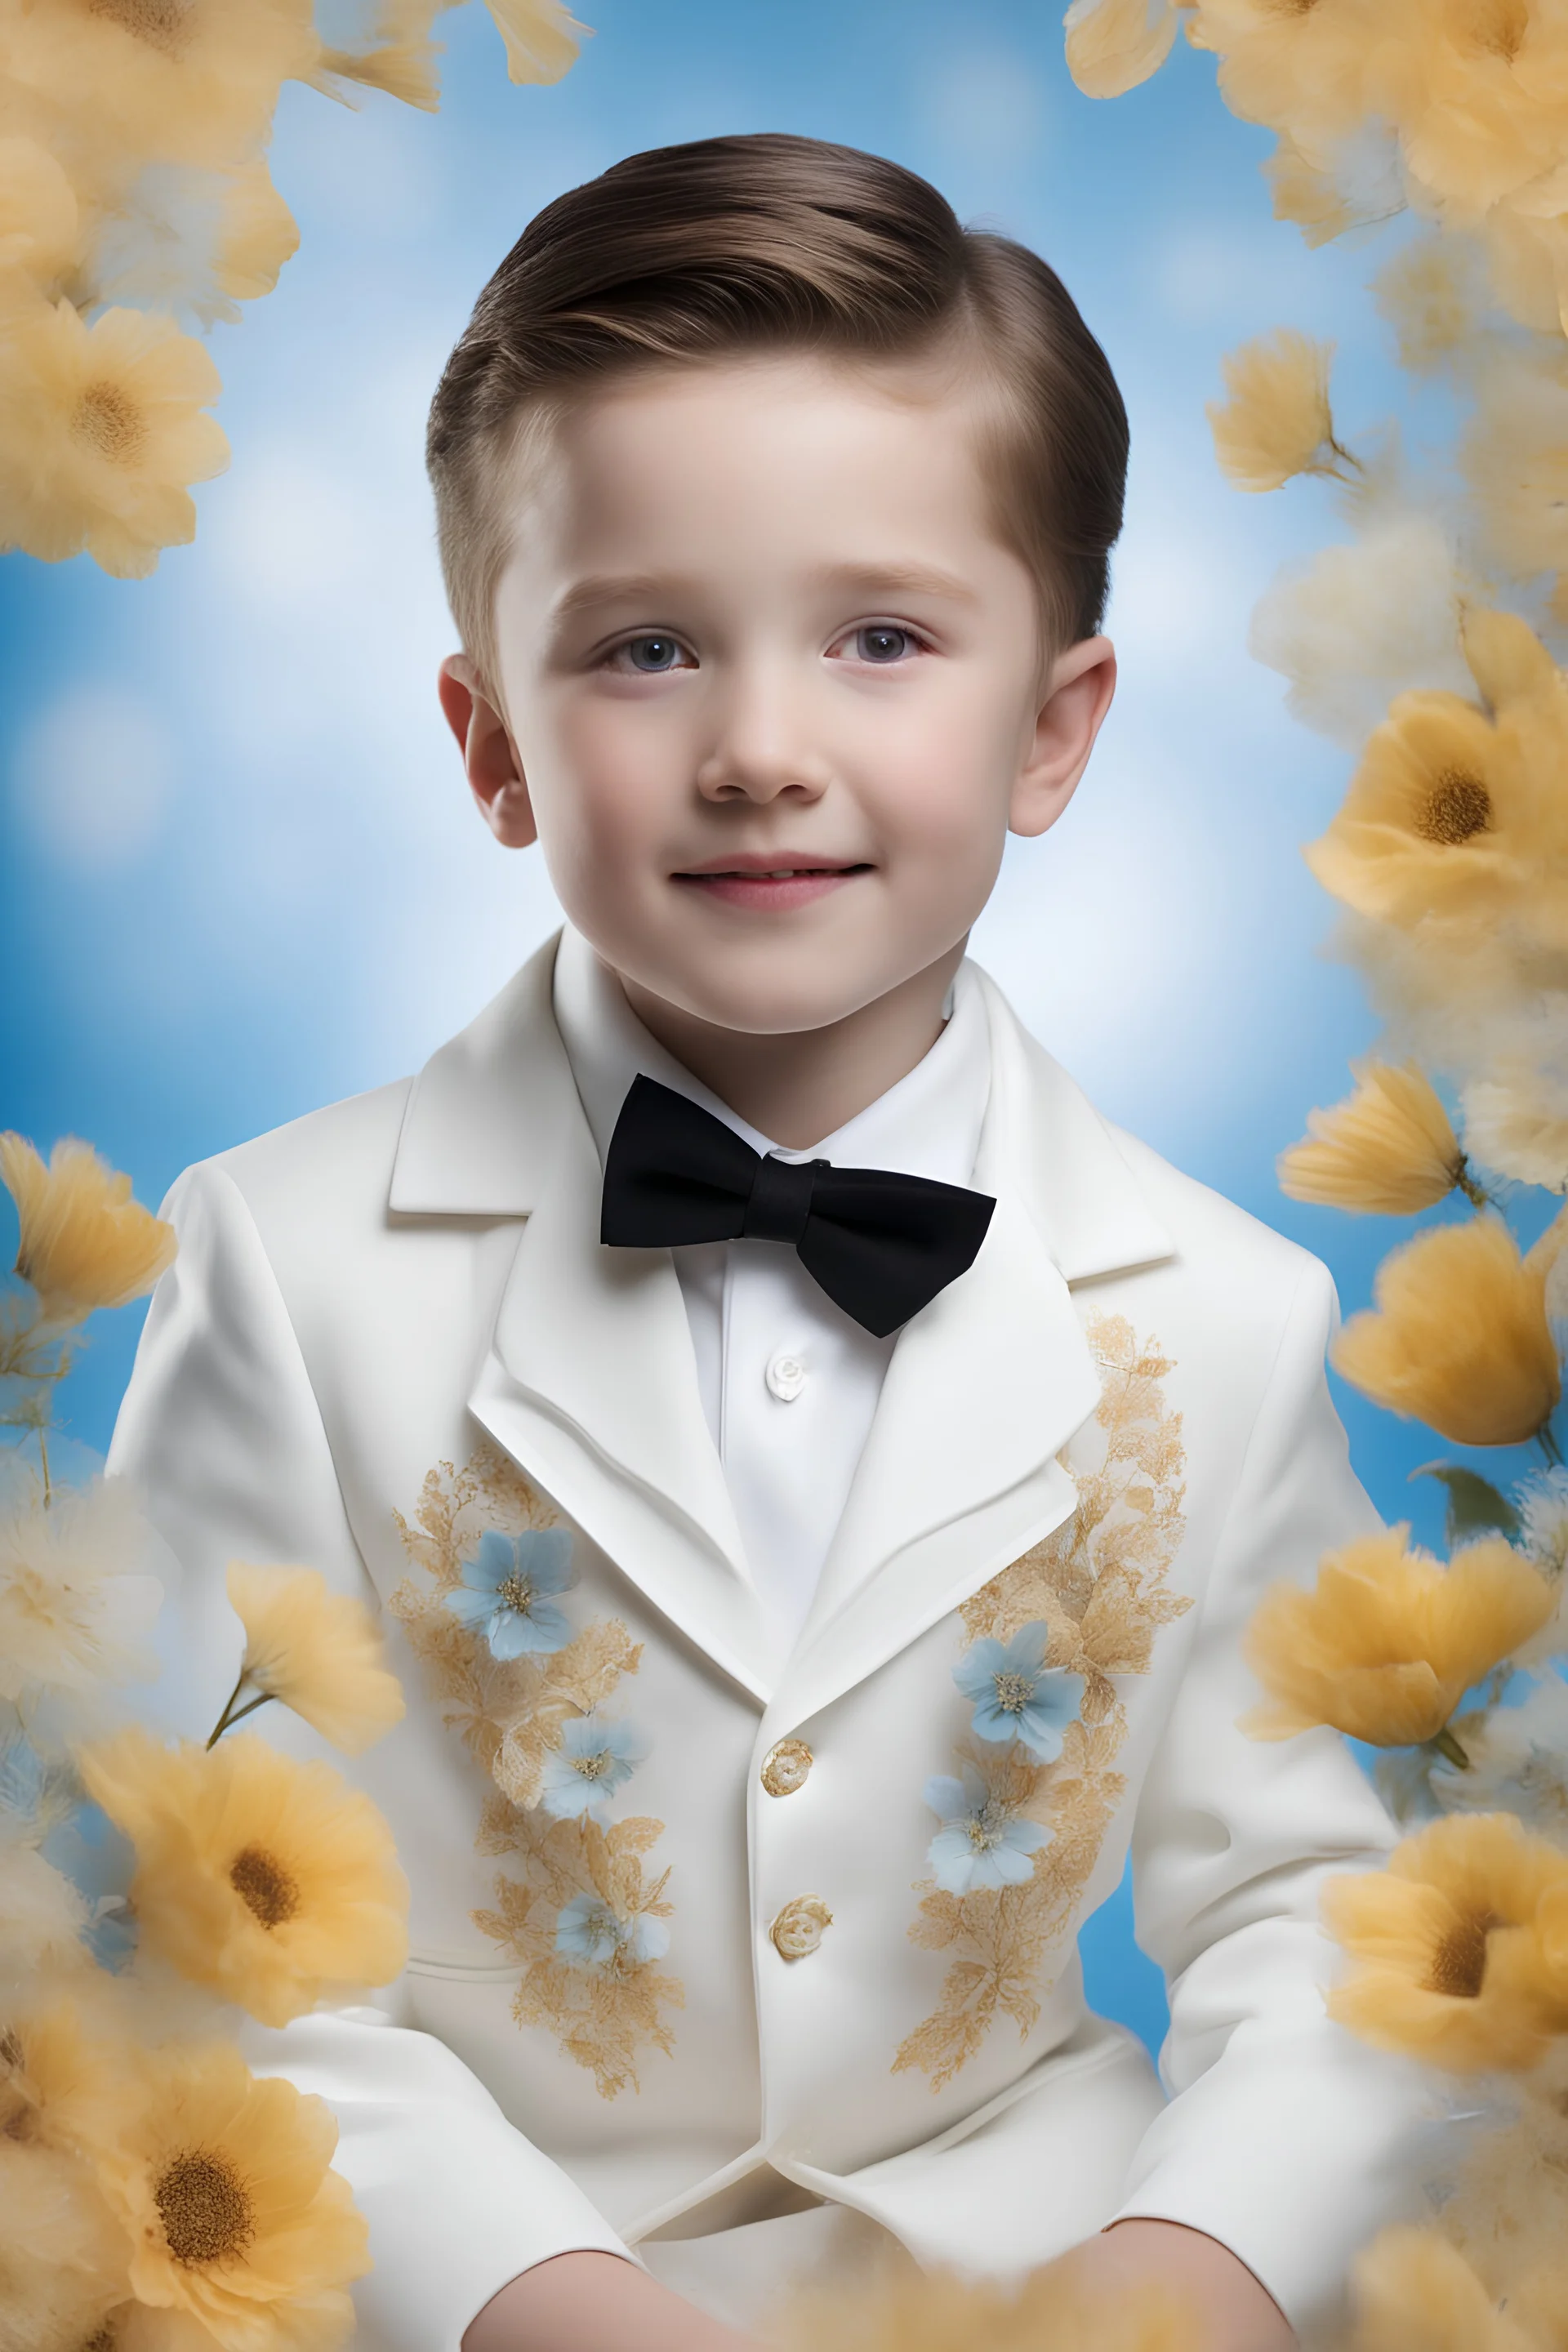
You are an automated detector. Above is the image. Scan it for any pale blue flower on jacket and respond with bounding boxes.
[555,1892,670,1970]
[538,1715,649,1821]
[953,1622,1085,1762]
[923,1759,1051,1895]
[444,1527,576,1660]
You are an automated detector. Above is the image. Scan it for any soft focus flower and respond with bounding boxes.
[1241,1526,1553,1747]
[537,1713,648,1822]
[0,1998,122,2156]
[1432,1675,1568,1841]
[1462,349,1568,591]
[779,2260,1202,2352]
[0,1838,91,1974]
[1265,126,1405,249]
[1373,237,1481,376]
[1064,0,1180,98]
[484,0,588,84]
[1323,1813,1568,2074]
[952,1624,1085,1762]
[0,1477,162,1701]
[444,1526,576,1659]
[0,2140,127,2352]
[1463,1060,1568,1192]
[225,1561,404,1756]
[1332,1218,1561,1447]
[555,1892,670,1970]
[0,296,228,578]
[1207,328,1347,492]
[1186,0,1399,163]
[1349,2228,1530,2352]
[1249,510,1468,747]
[1441,2045,1568,2307]
[0,135,81,289]
[1279,1060,1470,1214]
[1518,1468,1568,1582]
[1483,204,1568,341]
[923,1760,1050,1895]
[0,1136,175,1321]
[78,1728,408,2029]
[89,159,300,327]
[1303,687,1562,939]
[0,0,319,173]
[80,2040,368,2346]
[318,0,441,109]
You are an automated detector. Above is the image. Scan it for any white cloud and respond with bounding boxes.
[10,687,177,870]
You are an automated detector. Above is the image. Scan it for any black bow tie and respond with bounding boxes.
[599,1075,996,1338]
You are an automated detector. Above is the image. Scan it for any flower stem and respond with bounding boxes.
[1454,1162,1493,1212]
[1539,1423,1564,1471]
[205,1674,274,1748]
[1432,1726,1470,1771]
[38,1426,51,1508]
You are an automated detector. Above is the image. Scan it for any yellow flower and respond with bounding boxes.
[225,1563,405,1756]
[1332,1217,1561,1448]
[0,1136,175,1321]
[1207,328,1347,492]
[216,161,300,305]
[0,2140,128,2352]
[79,2039,368,2347]
[1462,349,1568,590]
[1374,237,1480,375]
[1350,2228,1533,2352]
[1279,1060,1470,1214]
[0,0,319,173]
[318,0,442,109]
[1187,0,1404,163]
[0,135,82,291]
[483,0,589,85]
[1463,1064,1568,1192]
[1241,1526,1553,1748]
[88,159,301,327]
[0,1477,163,1702]
[780,2263,1200,2352]
[0,296,228,579]
[1064,0,1182,100]
[0,1998,128,2156]
[78,1729,408,2029]
[1323,1814,1568,2074]
[1391,9,1568,225]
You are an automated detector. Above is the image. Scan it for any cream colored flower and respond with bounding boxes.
[1187,0,1404,164]
[1482,203,1568,340]
[0,1135,175,1320]
[781,2260,1200,2352]
[0,0,319,173]
[1332,1218,1561,1448]
[78,1728,408,2028]
[1350,2227,1533,2352]
[484,0,588,85]
[0,136,81,291]
[1440,2042,1568,2296]
[1324,1813,1568,2074]
[1208,328,1347,492]
[0,296,228,578]
[89,159,300,327]
[1461,348,1568,590]
[1279,1060,1470,1214]
[1433,1674,1568,1840]
[1373,237,1481,376]
[318,0,441,109]
[1463,1062,1568,1192]
[0,2140,128,2352]
[0,1838,91,1974]
[1518,1468,1568,1581]
[1250,510,1468,748]
[1065,0,1181,99]
[1266,123,1405,250]
[78,2040,368,2347]
[1242,1526,1554,1748]
[0,1478,162,1701]
[225,1562,405,1755]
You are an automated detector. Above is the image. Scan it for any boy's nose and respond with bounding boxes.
[694,670,831,804]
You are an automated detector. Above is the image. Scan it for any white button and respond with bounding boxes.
[765,1350,807,1402]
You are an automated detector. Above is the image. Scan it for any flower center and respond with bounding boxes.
[1466,0,1527,58]
[573,1751,612,1782]
[1417,768,1491,845]
[73,381,149,467]
[1426,1910,1499,2000]
[965,1814,1001,1852]
[992,1670,1036,1715]
[154,2147,255,2265]
[497,1573,536,1615]
[229,1844,301,1930]
[84,0,189,51]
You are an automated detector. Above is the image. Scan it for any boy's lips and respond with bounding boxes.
[672,856,868,911]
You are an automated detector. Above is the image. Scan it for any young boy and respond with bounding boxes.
[110,134,1428,2352]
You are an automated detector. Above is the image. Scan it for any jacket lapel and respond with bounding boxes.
[390,936,773,1702]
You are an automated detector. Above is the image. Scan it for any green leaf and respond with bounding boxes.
[1411,1462,1521,1547]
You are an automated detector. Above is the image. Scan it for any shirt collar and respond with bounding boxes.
[550,923,991,1189]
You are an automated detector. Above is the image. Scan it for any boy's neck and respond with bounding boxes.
[614,944,968,1151]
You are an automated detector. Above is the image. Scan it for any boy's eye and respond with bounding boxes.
[614,634,690,673]
[847,625,919,664]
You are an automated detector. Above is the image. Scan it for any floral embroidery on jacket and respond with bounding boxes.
[390,1446,682,2098]
[893,1314,1192,2091]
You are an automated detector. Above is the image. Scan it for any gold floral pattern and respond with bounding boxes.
[390,1446,682,2098]
[893,1314,1192,2091]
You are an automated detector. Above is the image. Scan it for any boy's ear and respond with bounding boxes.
[437,654,538,850]
[1010,635,1117,840]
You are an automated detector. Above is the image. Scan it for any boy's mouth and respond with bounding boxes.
[672,855,869,911]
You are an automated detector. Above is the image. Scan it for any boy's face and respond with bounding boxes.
[445,354,1115,1039]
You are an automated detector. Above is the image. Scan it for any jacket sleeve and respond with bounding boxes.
[1103,1255,1439,2331]
[108,1158,632,2352]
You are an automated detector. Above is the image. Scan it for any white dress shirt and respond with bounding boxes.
[551,927,991,1656]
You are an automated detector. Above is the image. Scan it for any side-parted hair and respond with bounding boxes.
[427,132,1129,684]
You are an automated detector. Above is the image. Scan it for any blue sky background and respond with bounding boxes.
[2,0,1548,2058]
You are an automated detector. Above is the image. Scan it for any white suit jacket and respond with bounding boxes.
[109,938,1430,2350]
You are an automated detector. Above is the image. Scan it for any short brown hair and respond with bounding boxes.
[427,133,1128,684]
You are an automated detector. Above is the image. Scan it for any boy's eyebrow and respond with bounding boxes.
[549,561,982,630]
[808,561,982,606]
[548,573,698,628]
